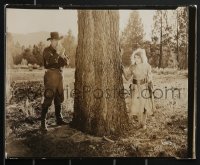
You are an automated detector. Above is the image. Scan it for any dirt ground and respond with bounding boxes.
[5,68,188,158]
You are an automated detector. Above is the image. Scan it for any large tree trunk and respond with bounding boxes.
[72,10,129,136]
[159,11,163,68]
[176,10,179,69]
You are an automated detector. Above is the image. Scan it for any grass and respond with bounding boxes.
[5,68,188,158]
[152,67,188,77]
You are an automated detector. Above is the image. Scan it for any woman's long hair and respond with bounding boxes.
[131,48,148,65]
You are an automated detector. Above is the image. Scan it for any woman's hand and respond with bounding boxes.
[121,64,124,71]
[122,66,130,81]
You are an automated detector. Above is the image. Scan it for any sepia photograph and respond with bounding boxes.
[5,7,191,158]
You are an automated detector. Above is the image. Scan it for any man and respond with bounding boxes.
[40,32,69,132]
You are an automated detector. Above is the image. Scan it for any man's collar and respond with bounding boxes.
[49,45,56,52]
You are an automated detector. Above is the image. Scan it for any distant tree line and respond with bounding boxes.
[120,7,188,69]
[6,30,77,69]
[7,8,188,70]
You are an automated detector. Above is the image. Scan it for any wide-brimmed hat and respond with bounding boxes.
[47,32,63,41]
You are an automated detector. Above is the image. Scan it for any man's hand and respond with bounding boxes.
[61,52,70,66]
[56,44,69,63]
[57,48,65,57]
[56,43,65,56]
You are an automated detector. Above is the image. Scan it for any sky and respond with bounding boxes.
[6,9,155,41]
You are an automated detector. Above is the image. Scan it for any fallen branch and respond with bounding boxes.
[69,132,82,139]
[102,136,115,143]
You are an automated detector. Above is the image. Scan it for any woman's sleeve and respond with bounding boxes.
[123,65,132,81]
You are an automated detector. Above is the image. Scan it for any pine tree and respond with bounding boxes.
[120,11,144,66]
[61,30,77,68]
[32,42,45,66]
[152,10,163,68]
[152,10,178,68]
[72,10,129,136]
[176,7,188,69]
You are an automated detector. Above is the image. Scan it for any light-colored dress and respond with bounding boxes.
[126,63,154,117]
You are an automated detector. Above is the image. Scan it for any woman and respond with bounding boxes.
[122,48,155,130]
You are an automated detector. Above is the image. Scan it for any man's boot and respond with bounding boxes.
[55,104,67,125]
[40,106,48,133]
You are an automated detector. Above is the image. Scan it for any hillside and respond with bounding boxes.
[10,31,51,46]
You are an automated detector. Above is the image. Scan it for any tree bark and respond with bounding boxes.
[72,10,129,136]
[176,10,179,68]
[159,11,163,68]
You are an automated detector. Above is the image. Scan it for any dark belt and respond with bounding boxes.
[47,68,62,72]
[132,78,147,85]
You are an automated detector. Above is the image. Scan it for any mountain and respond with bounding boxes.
[10,31,51,46]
